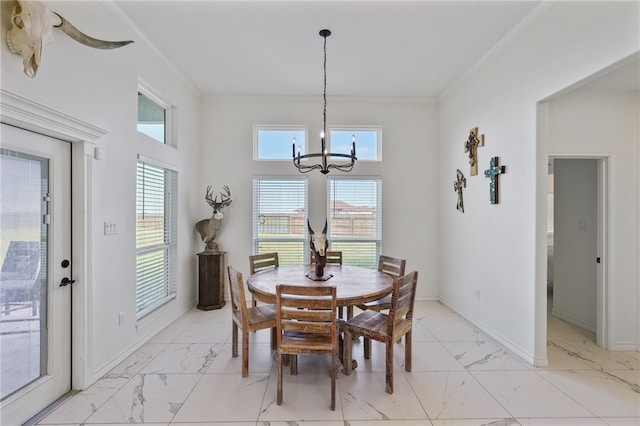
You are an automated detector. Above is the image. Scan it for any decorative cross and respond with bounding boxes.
[484,156,506,204]
[464,127,485,176]
[453,169,466,212]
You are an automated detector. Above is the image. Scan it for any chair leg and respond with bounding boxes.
[242,330,250,377]
[330,350,337,411]
[364,337,371,359]
[231,322,238,358]
[343,329,353,375]
[270,327,277,350]
[290,354,298,375]
[385,340,394,394]
[404,330,412,372]
[277,352,283,405]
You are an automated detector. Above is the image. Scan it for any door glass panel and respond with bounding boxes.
[0,149,48,399]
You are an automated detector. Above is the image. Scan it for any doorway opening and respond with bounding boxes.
[547,157,607,348]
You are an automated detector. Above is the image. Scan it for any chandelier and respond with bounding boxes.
[292,29,357,174]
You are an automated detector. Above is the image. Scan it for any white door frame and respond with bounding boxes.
[549,154,609,349]
[1,89,108,389]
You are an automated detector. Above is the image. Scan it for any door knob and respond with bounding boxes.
[59,277,76,287]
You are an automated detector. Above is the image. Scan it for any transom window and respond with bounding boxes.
[329,127,381,161]
[254,126,307,160]
[137,82,173,145]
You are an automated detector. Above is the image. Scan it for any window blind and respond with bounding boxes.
[136,160,177,317]
[327,177,381,269]
[253,177,307,264]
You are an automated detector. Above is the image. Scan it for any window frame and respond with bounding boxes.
[327,176,382,269]
[253,125,308,161]
[328,125,382,162]
[135,155,178,319]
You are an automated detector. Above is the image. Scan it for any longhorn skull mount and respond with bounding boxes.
[5,0,134,78]
[308,219,329,278]
[195,185,232,253]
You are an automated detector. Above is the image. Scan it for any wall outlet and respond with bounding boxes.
[118,312,125,326]
[475,290,480,300]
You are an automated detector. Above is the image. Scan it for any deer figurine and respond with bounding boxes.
[195,185,232,252]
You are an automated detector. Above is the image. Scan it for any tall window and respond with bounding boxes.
[253,177,307,264]
[327,177,381,269]
[136,158,177,317]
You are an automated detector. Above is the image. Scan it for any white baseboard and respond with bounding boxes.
[439,297,547,367]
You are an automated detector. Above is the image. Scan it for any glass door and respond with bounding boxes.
[0,123,72,424]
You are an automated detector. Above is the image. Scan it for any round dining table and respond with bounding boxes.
[246,264,394,309]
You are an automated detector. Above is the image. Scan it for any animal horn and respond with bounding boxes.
[53,13,133,49]
[307,219,314,235]
[322,219,328,234]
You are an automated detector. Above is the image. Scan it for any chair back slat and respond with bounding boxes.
[250,252,279,274]
[378,255,406,279]
[282,320,334,335]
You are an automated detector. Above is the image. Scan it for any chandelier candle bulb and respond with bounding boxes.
[292,138,296,158]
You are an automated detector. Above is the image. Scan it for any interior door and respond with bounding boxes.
[0,123,72,425]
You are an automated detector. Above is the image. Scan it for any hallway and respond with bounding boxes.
[32,301,639,425]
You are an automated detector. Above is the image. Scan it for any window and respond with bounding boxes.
[254,126,307,160]
[253,177,307,264]
[329,127,381,161]
[136,158,177,317]
[327,177,381,269]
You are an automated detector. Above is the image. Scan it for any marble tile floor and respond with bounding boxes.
[35,301,639,426]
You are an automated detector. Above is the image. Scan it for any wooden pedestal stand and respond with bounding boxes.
[197,251,226,310]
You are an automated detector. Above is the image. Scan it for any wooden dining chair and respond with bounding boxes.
[342,270,418,394]
[276,284,338,410]
[249,252,279,306]
[355,255,406,313]
[227,266,277,377]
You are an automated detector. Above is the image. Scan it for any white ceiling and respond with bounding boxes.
[111,1,544,97]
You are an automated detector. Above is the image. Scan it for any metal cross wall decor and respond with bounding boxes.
[453,169,466,212]
[484,156,506,204]
[464,127,485,176]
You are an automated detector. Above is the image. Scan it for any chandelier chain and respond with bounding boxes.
[323,33,327,138]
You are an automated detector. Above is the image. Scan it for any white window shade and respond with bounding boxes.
[253,177,307,264]
[327,177,381,269]
[136,160,177,317]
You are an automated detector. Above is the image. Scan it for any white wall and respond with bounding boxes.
[547,90,639,349]
[438,1,639,364]
[1,1,203,386]
[199,96,440,301]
